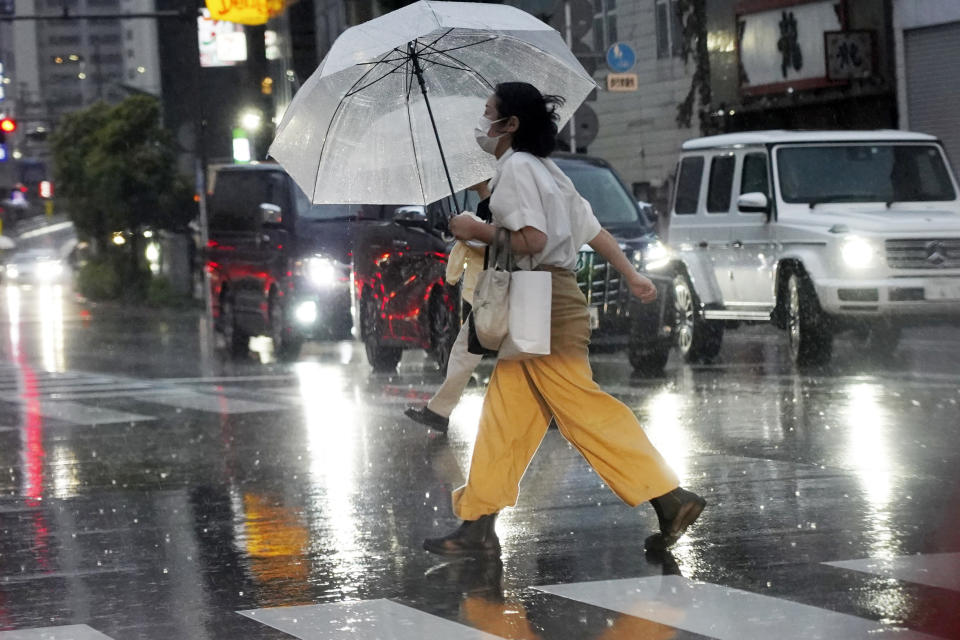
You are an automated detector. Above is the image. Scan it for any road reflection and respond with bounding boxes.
[297,362,366,592]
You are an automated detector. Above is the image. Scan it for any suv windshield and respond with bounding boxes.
[777,144,957,205]
[554,159,650,229]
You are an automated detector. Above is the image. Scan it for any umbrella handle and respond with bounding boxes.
[410,44,461,215]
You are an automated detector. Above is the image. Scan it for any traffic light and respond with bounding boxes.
[0,117,14,146]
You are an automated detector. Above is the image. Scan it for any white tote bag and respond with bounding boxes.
[472,228,552,359]
[497,269,552,360]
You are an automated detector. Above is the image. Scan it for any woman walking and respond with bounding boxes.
[423,82,706,557]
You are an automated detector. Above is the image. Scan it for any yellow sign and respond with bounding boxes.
[205,0,286,26]
[607,73,638,92]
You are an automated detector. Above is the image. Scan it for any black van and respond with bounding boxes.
[205,163,452,361]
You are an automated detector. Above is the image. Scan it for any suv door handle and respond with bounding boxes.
[731,240,744,249]
[698,241,709,248]
[392,239,409,248]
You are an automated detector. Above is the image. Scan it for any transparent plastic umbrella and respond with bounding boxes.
[268,0,596,209]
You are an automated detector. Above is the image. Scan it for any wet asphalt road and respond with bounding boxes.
[0,284,959,639]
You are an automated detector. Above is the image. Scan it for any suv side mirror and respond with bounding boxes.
[259,202,283,226]
[393,205,429,228]
[737,192,770,214]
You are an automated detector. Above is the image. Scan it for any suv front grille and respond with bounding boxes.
[886,238,960,269]
[577,251,630,316]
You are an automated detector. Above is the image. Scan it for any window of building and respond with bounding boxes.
[592,0,617,53]
[90,33,121,45]
[706,155,736,213]
[655,0,684,59]
[674,156,704,215]
[48,34,82,46]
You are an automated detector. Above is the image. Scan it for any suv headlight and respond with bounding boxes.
[305,256,337,287]
[840,236,875,269]
[644,241,670,270]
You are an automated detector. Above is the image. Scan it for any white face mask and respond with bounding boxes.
[474,115,506,155]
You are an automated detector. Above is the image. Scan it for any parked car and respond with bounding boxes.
[356,152,675,374]
[205,163,443,361]
[662,130,960,366]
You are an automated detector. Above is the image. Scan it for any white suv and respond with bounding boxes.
[661,130,960,366]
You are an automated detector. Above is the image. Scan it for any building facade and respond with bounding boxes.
[579,0,701,211]
[0,0,161,191]
[892,0,960,175]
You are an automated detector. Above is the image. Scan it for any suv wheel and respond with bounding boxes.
[221,297,249,358]
[365,342,402,372]
[269,296,304,362]
[786,272,833,366]
[428,294,458,374]
[673,273,723,363]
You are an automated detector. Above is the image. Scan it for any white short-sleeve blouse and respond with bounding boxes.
[489,149,602,271]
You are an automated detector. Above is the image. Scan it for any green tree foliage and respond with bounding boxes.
[51,95,195,255]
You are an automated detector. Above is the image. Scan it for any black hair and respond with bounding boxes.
[493,82,565,158]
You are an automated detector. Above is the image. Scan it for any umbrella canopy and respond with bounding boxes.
[269,0,596,207]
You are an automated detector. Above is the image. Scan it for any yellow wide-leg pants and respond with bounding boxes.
[452,270,679,521]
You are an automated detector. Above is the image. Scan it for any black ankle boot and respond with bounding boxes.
[423,513,501,557]
[645,487,706,551]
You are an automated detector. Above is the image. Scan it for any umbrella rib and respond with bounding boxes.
[418,59,474,74]
[345,57,411,97]
[355,55,407,65]
[417,42,496,90]
[419,27,454,53]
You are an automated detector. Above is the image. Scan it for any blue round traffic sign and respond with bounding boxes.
[606,42,636,73]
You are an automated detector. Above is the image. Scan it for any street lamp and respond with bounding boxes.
[240,110,262,132]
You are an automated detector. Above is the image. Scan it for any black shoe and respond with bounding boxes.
[405,406,449,433]
[423,513,501,557]
[644,487,706,551]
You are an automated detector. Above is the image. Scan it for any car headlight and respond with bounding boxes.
[6,265,18,279]
[37,260,64,280]
[305,256,337,287]
[840,236,875,269]
[644,241,670,270]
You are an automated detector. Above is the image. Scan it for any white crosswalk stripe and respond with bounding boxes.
[14,400,155,425]
[0,366,296,423]
[534,575,941,640]
[132,390,286,414]
[238,599,505,639]
[0,625,116,639]
[4,555,955,638]
[825,552,960,591]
